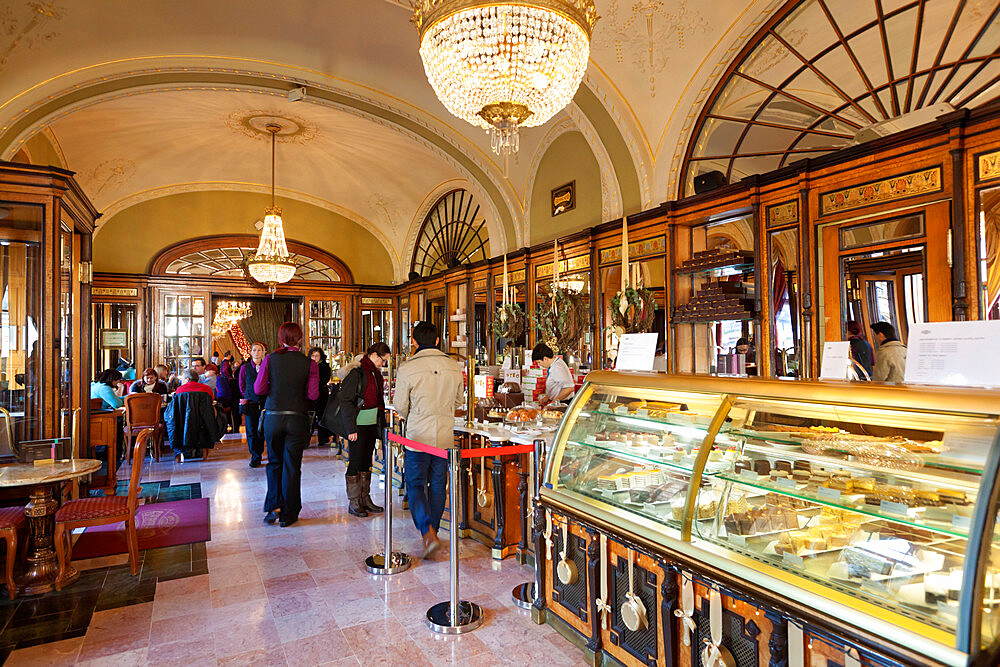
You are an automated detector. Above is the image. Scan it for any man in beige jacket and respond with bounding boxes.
[394,321,464,558]
[871,321,907,383]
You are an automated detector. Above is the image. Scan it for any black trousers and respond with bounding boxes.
[262,412,309,518]
[346,423,378,476]
[242,402,263,461]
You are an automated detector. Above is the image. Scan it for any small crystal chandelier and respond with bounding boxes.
[247,124,296,296]
[212,300,252,337]
[411,0,599,156]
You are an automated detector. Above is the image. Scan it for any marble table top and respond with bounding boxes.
[0,459,101,487]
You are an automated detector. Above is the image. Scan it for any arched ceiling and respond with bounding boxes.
[15,0,953,267]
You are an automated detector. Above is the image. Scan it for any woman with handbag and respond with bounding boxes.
[338,342,390,517]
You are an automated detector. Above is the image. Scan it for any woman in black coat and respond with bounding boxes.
[338,342,390,517]
[308,347,333,447]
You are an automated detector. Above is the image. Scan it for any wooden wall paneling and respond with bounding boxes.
[672,224,693,374]
[820,224,843,354]
[546,513,592,640]
[925,201,954,323]
[944,112,970,320]
[749,182,770,378]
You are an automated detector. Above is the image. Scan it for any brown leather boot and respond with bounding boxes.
[359,471,384,513]
[346,475,367,517]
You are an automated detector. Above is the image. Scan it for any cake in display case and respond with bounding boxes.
[541,371,1000,665]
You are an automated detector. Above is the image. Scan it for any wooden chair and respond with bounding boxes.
[0,506,25,599]
[53,429,151,588]
[124,393,164,463]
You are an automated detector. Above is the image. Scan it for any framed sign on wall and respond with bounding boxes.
[100,329,129,349]
[551,181,575,217]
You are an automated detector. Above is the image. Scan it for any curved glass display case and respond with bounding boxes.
[541,371,1000,666]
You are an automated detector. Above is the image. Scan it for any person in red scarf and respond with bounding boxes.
[338,342,391,517]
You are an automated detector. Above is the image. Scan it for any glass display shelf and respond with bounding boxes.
[674,262,755,276]
[565,439,729,476]
[586,407,716,432]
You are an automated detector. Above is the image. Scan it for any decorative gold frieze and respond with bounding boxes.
[536,254,590,278]
[766,200,798,227]
[473,279,487,291]
[821,167,942,215]
[599,236,666,265]
[978,150,1000,181]
[360,297,393,306]
[92,287,138,297]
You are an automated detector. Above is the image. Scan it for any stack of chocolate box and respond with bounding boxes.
[674,279,755,322]
[677,248,754,273]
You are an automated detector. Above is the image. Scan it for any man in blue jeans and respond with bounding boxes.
[394,322,464,559]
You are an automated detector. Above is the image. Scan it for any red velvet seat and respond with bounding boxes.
[0,506,26,600]
[54,429,151,587]
[55,495,129,522]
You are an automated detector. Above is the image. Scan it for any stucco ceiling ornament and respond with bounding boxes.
[411,0,599,156]
[0,1,65,72]
[226,110,318,144]
[594,0,707,98]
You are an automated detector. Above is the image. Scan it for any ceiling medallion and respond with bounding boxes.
[411,0,599,156]
[226,110,318,144]
[246,124,297,296]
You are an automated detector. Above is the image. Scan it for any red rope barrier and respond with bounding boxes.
[387,433,448,458]
[461,443,535,458]
[387,433,535,460]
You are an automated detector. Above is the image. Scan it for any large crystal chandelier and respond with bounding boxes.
[411,0,598,156]
[247,124,296,295]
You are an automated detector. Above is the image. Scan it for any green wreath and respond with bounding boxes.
[610,286,657,334]
[492,302,526,341]
[533,287,588,354]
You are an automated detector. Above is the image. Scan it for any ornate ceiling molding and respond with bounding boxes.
[0,59,523,249]
[95,180,402,279]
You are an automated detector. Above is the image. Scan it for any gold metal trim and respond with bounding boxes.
[680,393,732,542]
[820,167,942,215]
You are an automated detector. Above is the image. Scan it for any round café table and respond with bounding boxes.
[0,459,101,595]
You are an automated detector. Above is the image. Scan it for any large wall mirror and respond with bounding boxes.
[494,283,527,364]
[473,291,488,364]
[93,303,136,379]
[600,258,665,369]
[768,227,799,377]
[978,186,1000,320]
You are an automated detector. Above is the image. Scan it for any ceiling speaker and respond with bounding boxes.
[694,170,727,194]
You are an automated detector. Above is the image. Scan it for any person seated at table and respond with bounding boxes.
[130,367,168,395]
[175,371,215,397]
[90,369,126,409]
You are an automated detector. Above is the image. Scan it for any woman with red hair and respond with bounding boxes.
[253,322,320,527]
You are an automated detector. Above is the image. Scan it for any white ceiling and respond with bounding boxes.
[0,0,779,274]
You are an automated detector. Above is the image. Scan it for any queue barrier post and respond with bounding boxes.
[364,432,410,575]
[511,437,544,610]
[426,446,484,634]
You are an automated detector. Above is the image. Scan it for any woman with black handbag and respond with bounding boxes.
[307,347,333,446]
[338,342,390,517]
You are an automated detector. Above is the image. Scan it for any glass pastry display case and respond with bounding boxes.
[541,371,1000,666]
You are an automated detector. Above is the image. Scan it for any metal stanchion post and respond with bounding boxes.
[511,437,544,609]
[426,447,483,634]
[365,436,410,575]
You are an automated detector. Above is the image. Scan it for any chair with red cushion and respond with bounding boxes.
[53,429,152,588]
[124,393,164,463]
[0,506,26,599]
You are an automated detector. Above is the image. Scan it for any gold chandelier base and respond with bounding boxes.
[478,102,533,156]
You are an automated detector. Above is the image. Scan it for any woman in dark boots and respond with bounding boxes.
[338,342,390,517]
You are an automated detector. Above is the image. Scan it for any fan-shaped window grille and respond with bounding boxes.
[152,235,351,283]
[682,0,1000,196]
[411,189,490,277]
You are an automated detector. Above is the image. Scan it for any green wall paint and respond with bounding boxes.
[530,131,601,245]
[93,191,394,284]
[572,86,642,215]
[23,133,64,168]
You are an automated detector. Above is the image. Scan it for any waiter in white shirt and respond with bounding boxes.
[531,343,576,404]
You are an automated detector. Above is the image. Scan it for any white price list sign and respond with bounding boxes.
[904,321,1000,387]
[615,333,658,371]
[819,341,852,380]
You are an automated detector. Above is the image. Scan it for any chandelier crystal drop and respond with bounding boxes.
[412,0,598,156]
[212,300,252,338]
[247,124,297,295]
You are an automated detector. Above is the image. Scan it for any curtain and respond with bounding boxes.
[236,301,289,352]
[772,259,788,316]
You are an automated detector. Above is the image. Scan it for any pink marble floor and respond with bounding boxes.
[7,436,585,666]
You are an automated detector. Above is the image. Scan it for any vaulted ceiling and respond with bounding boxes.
[0,0,995,283]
